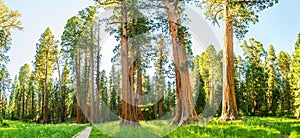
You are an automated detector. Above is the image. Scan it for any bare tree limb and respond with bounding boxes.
[109,21,122,24]
[214,9,223,27]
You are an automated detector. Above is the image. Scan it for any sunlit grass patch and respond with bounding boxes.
[0,120,86,138]
[92,120,177,138]
[90,117,300,138]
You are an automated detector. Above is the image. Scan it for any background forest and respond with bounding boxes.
[0,0,300,137]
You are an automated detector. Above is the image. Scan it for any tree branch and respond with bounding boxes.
[95,0,121,5]
[214,9,223,27]
[174,0,179,8]
[109,21,122,24]
[209,2,222,13]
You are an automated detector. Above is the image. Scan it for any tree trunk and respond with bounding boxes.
[136,44,143,120]
[95,26,101,123]
[166,1,199,125]
[129,39,135,122]
[219,1,239,121]
[42,55,49,124]
[57,60,65,122]
[22,88,25,120]
[158,42,163,117]
[129,30,139,124]
[83,50,88,124]
[31,84,34,119]
[90,26,95,124]
[120,5,129,125]
[120,1,140,126]
[75,49,81,123]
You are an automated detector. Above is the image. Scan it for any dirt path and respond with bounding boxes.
[72,126,92,138]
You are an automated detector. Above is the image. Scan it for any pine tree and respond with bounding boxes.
[0,1,23,66]
[234,55,246,115]
[100,70,108,122]
[242,38,267,115]
[277,51,292,116]
[199,45,223,115]
[34,28,58,124]
[60,59,70,122]
[18,64,31,120]
[0,66,10,120]
[192,55,206,115]
[291,32,300,118]
[265,45,278,115]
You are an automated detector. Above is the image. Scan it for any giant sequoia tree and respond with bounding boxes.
[158,0,199,124]
[95,0,150,126]
[61,16,84,123]
[200,0,279,121]
[34,28,58,124]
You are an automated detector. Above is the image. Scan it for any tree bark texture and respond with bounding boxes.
[165,1,199,125]
[219,1,239,121]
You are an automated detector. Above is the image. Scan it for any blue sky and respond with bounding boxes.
[4,0,300,78]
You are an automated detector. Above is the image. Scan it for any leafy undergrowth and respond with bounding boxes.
[0,120,86,138]
[90,117,300,138]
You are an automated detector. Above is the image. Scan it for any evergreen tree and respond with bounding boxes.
[234,55,246,115]
[100,70,108,122]
[277,51,292,116]
[18,64,31,120]
[0,0,23,66]
[265,45,279,115]
[34,28,58,124]
[242,38,267,115]
[0,66,10,120]
[291,32,300,118]
[200,0,279,121]
[192,55,206,115]
[199,45,223,115]
[61,59,70,122]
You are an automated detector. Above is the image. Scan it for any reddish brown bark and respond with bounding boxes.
[83,50,88,124]
[119,1,139,126]
[129,38,139,124]
[95,26,101,123]
[75,49,81,124]
[136,49,143,120]
[219,1,239,121]
[90,26,95,124]
[165,1,199,125]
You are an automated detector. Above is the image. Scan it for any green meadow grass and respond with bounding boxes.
[90,117,300,138]
[0,117,299,138]
[0,120,86,138]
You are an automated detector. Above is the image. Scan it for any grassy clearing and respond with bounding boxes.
[0,120,86,138]
[90,117,300,138]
